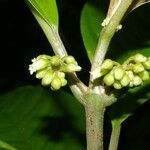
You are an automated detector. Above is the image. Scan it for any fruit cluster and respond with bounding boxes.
[29,55,81,90]
[92,53,150,89]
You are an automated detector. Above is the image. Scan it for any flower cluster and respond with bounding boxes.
[29,55,81,90]
[92,53,150,89]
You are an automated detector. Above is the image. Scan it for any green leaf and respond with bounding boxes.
[80,1,105,62]
[0,86,84,150]
[0,140,17,150]
[26,0,58,27]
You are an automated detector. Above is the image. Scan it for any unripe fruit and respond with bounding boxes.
[51,76,61,90]
[133,63,145,73]
[36,69,47,79]
[41,70,54,86]
[65,63,81,72]
[50,55,60,66]
[120,74,130,87]
[63,56,77,65]
[113,67,125,80]
[139,70,149,81]
[133,75,143,86]
[142,60,150,70]
[134,53,147,63]
[101,59,114,70]
[103,73,114,86]
[113,81,122,89]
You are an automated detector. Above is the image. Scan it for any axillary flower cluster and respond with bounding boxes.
[92,53,150,89]
[29,55,81,90]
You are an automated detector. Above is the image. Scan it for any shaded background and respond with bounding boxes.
[0,0,150,150]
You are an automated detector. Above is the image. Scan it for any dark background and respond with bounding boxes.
[0,0,150,149]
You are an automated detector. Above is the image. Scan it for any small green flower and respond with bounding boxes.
[51,76,62,90]
[113,67,125,80]
[139,70,149,81]
[142,60,150,70]
[101,59,114,70]
[120,74,130,87]
[134,53,147,63]
[63,56,77,65]
[64,63,81,72]
[133,75,143,86]
[36,69,48,79]
[113,81,122,89]
[60,78,67,86]
[50,55,61,67]
[132,63,145,73]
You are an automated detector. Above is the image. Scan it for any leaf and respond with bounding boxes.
[26,0,58,27]
[0,86,84,150]
[0,140,17,150]
[80,1,105,62]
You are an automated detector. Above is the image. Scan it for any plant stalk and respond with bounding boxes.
[90,0,133,81]
[85,95,105,150]
[108,123,121,150]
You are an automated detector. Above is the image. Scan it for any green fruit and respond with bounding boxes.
[51,76,61,90]
[142,60,150,70]
[113,67,125,80]
[41,70,54,86]
[120,74,130,87]
[139,70,149,81]
[103,73,114,86]
[50,55,60,66]
[133,75,143,86]
[133,63,145,73]
[134,53,147,63]
[101,59,114,70]
[113,81,122,89]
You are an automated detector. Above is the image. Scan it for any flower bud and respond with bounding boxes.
[41,70,54,86]
[60,78,67,86]
[126,71,134,80]
[36,69,47,79]
[139,70,149,81]
[51,76,61,90]
[120,74,130,87]
[63,56,77,65]
[29,58,50,74]
[113,67,125,80]
[56,71,65,78]
[64,63,81,72]
[133,63,145,73]
[37,54,51,60]
[133,75,143,86]
[101,59,114,70]
[50,55,60,67]
[142,60,150,70]
[103,73,114,86]
[134,53,147,63]
[113,81,122,89]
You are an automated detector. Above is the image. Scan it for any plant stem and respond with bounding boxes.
[90,0,133,81]
[108,123,121,150]
[30,8,87,105]
[85,94,105,150]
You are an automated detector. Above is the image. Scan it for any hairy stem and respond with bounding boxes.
[108,123,121,150]
[90,0,133,81]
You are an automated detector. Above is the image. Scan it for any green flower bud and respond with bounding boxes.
[126,71,134,80]
[120,74,130,87]
[41,70,54,86]
[139,70,149,81]
[134,53,147,63]
[101,59,114,70]
[50,55,60,67]
[133,63,145,73]
[113,67,125,80]
[113,81,122,89]
[133,75,143,86]
[56,71,65,78]
[51,76,61,90]
[103,73,114,86]
[63,56,77,65]
[142,60,150,70]
[60,78,67,86]
[29,58,50,74]
[36,69,47,79]
[64,63,81,72]
[37,54,51,60]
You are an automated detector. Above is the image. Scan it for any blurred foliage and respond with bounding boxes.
[0,0,150,149]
